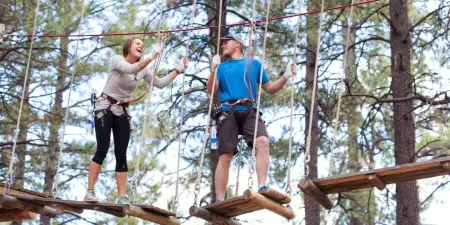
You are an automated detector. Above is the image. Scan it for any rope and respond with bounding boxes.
[244,0,260,190]
[0,0,378,40]
[285,1,303,198]
[235,136,244,196]
[193,0,223,206]
[329,0,355,176]
[3,0,40,194]
[174,0,198,210]
[249,0,271,190]
[242,0,260,101]
[304,0,326,178]
[130,0,166,202]
[52,0,86,197]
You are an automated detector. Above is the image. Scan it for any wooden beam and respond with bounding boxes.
[0,194,62,218]
[50,202,83,214]
[93,206,125,217]
[124,204,180,225]
[441,161,450,175]
[259,188,291,204]
[366,174,386,190]
[0,209,37,222]
[0,184,50,198]
[189,205,241,225]
[243,189,295,220]
[298,179,333,210]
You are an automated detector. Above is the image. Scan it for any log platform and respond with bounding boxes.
[298,157,450,209]
[0,184,178,224]
[190,188,295,225]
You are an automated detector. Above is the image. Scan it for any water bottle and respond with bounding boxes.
[210,120,218,149]
[86,115,94,135]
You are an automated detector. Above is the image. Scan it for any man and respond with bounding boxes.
[207,34,297,202]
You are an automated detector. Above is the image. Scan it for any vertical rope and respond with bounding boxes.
[130,0,166,203]
[174,0,198,210]
[304,0,326,178]
[285,1,303,198]
[193,0,223,206]
[329,0,355,176]
[52,0,86,197]
[242,0,260,101]
[4,0,40,193]
[235,136,244,196]
[249,0,271,190]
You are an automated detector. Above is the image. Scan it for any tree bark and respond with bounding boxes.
[11,69,31,225]
[341,17,376,225]
[389,1,419,225]
[304,0,320,224]
[41,25,70,225]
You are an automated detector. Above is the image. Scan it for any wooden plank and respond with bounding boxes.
[243,189,295,220]
[366,174,385,190]
[441,161,450,175]
[0,194,63,218]
[258,188,291,204]
[189,205,241,225]
[124,204,179,225]
[0,184,51,198]
[13,195,174,217]
[49,202,84,214]
[298,179,333,210]
[205,196,264,217]
[308,157,450,194]
[322,167,448,194]
[0,209,37,222]
[93,206,125,217]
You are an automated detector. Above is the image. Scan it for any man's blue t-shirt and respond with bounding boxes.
[217,58,270,111]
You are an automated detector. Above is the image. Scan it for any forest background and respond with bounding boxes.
[1,0,450,224]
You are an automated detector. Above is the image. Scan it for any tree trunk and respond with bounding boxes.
[40,29,69,225]
[304,0,320,224]
[11,69,31,225]
[389,1,419,225]
[342,18,376,225]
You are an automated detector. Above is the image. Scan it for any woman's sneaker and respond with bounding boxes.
[116,195,131,204]
[84,189,99,203]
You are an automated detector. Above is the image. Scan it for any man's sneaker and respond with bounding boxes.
[116,195,131,204]
[258,185,270,192]
[84,189,99,203]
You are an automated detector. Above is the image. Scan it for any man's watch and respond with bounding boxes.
[175,68,182,74]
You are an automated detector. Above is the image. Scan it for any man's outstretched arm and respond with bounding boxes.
[262,63,297,95]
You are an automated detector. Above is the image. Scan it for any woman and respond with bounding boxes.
[84,37,188,204]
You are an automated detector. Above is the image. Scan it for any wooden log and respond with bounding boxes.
[366,174,386,190]
[189,205,241,225]
[0,209,37,222]
[441,161,450,175]
[298,179,333,210]
[93,206,125,217]
[0,184,51,198]
[124,204,180,225]
[50,202,83,214]
[0,194,62,218]
[258,188,291,204]
[243,189,295,220]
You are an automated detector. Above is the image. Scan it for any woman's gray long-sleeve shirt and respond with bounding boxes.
[94,55,172,116]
